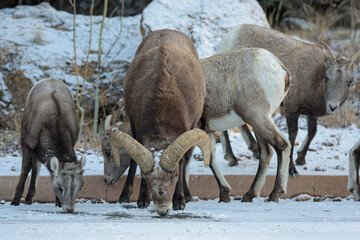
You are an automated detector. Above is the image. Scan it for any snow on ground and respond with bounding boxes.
[1,197,360,240]
[0,2,141,89]
[1,115,358,177]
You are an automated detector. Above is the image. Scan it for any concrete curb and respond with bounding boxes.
[0,175,351,203]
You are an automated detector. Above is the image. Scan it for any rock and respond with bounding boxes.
[293,194,312,201]
[10,166,17,172]
[335,165,345,171]
[322,142,334,147]
[315,166,327,172]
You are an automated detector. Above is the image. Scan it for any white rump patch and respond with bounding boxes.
[208,110,245,131]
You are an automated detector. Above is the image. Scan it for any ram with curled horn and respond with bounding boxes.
[216,24,360,176]
[110,29,211,216]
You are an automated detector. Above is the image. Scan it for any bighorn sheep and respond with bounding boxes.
[109,29,211,216]
[102,117,195,204]
[349,141,360,201]
[217,24,360,175]
[100,116,131,187]
[11,79,86,213]
[200,48,291,202]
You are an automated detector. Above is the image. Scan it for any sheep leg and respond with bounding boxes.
[348,141,360,201]
[183,148,193,202]
[137,177,150,208]
[265,121,291,202]
[240,125,259,158]
[285,112,300,176]
[11,149,32,206]
[25,160,42,205]
[220,130,239,166]
[173,158,186,210]
[209,132,231,202]
[242,134,273,202]
[119,159,137,203]
[295,115,317,165]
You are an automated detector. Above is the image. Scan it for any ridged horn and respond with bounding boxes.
[160,128,211,172]
[319,41,336,60]
[110,130,154,173]
[349,51,360,67]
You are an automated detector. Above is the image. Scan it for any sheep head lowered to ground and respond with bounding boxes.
[100,116,131,186]
[217,24,360,175]
[11,79,86,213]
[110,29,211,216]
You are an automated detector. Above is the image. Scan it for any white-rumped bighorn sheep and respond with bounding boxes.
[217,24,360,176]
[110,29,211,216]
[349,141,360,201]
[11,79,86,213]
[199,48,291,202]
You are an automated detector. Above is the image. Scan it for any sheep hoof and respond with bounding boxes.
[119,196,130,203]
[268,193,280,203]
[10,198,20,206]
[137,199,150,209]
[289,165,299,177]
[227,158,239,167]
[295,156,306,165]
[24,198,33,205]
[219,187,231,202]
[242,192,254,202]
[173,196,186,211]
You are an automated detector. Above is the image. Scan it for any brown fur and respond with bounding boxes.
[123,29,206,214]
[11,79,85,213]
[218,24,356,175]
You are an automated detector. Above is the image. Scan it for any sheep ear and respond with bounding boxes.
[50,157,60,175]
[323,50,333,64]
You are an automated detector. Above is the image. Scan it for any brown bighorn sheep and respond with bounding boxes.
[200,48,291,202]
[349,141,360,201]
[217,24,360,175]
[11,79,86,213]
[110,29,211,216]
[102,117,194,204]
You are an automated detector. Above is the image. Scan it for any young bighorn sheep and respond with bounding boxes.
[110,29,211,216]
[11,79,86,213]
[200,48,291,202]
[217,24,360,175]
[349,141,360,201]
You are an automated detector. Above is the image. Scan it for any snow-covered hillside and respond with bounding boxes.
[0,0,268,102]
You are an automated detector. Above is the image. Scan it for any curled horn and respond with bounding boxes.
[160,128,211,172]
[110,130,154,173]
[349,51,360,67]
[319,41,336,60]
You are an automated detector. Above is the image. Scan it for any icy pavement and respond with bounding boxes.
[1,197,360,240]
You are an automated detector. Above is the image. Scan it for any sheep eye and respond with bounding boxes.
[347,81,352,87]
[324,76,329,83]
[58,186,64,193]
[62,173,67,177]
